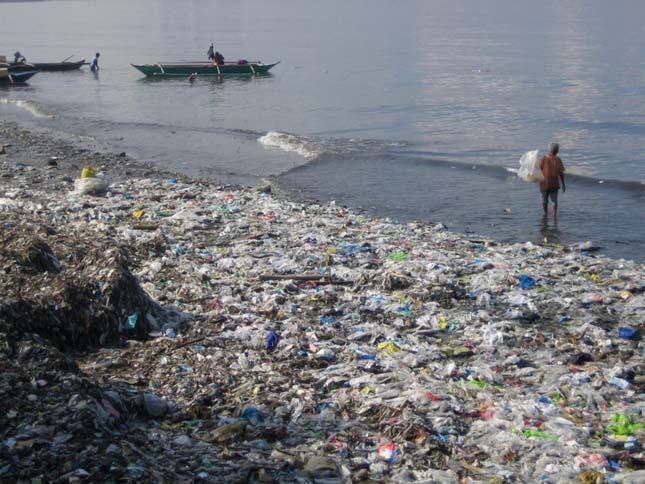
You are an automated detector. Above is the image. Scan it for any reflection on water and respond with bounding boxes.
[540,215,562,246]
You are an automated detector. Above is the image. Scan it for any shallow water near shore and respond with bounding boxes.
[275,152,645,263]
[1,0,644,261]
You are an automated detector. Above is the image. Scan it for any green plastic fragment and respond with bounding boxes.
[607,413,645,436]
[522,429,559,441]
[126,313,138,329]
[550,392,565,405]
[467,379,503,391]
[387,250,408,261]
[468,379,487,389]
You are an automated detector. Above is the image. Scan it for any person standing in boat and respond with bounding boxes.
[207,43,215,61]
[90,52,100,72]
[539,143,566,219]
[213,51,225,65]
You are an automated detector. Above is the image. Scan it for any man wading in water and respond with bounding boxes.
[539,143,566,219]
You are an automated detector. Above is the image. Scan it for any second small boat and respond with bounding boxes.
[131,60,279,78]
[32,60,87,71]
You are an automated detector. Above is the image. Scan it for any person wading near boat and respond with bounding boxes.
[90,53,100,72]
[539,143,566,219]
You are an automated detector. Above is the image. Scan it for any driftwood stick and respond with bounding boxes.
[171,335,207,352]
[152,336,208,358]
[310,279,354,286]
[260,274,324,281]
[259,274,353,285]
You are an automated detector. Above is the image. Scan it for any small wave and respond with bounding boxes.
[258,131,320,160]
[258,131,409,163]
[0,98,54,118]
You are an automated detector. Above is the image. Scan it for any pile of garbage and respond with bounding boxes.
[0,232,170,349]
[0,125,643,482]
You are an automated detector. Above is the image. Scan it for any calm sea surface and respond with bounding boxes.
[1,0,644,261]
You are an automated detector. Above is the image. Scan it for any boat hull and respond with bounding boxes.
[6,63,38,74]
[131,61,279,78]
[0,69,39,84]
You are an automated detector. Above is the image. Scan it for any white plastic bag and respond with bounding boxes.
[74,176,109,195]
[517,150,543,183]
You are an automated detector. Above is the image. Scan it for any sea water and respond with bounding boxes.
[1,0,644,261]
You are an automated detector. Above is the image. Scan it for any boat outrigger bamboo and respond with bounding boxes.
[131,60,279,78]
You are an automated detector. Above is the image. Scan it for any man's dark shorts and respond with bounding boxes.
[541,189,559,205]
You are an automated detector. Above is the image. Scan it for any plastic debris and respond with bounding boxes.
[520,429,559,441]
[619,327,638,340]
[607,414,645,436]
[518,274,536,289]
[80,165,96,179]
[265,330,280,351]
[517,149,544,182]
[377,442,399,463]
[0,122,643,482]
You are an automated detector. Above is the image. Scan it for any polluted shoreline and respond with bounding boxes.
[0,121,643,483]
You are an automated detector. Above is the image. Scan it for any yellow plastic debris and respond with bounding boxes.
[132,210,145,219]
[377,341,400,353]
[81,166,96,179]
[392,291,410,303]
[578,470,603,484]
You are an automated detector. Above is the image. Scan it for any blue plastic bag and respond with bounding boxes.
[518,275,536,289]
[265,331,279,351]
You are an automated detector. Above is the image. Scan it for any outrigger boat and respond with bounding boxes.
[131,60,279,78]
[31,59,87,71]
[6,54,87,72]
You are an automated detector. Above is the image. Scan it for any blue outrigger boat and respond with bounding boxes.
[0,66,39,84]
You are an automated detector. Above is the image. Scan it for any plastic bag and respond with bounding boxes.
[517,150,543,183]
[74,176,109,195]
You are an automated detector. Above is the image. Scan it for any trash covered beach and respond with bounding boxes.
[0,122,643,483]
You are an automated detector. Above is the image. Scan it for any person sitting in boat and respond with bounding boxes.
[13,51,26,64]
[90,52,100,72]
[213,51,225,66]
